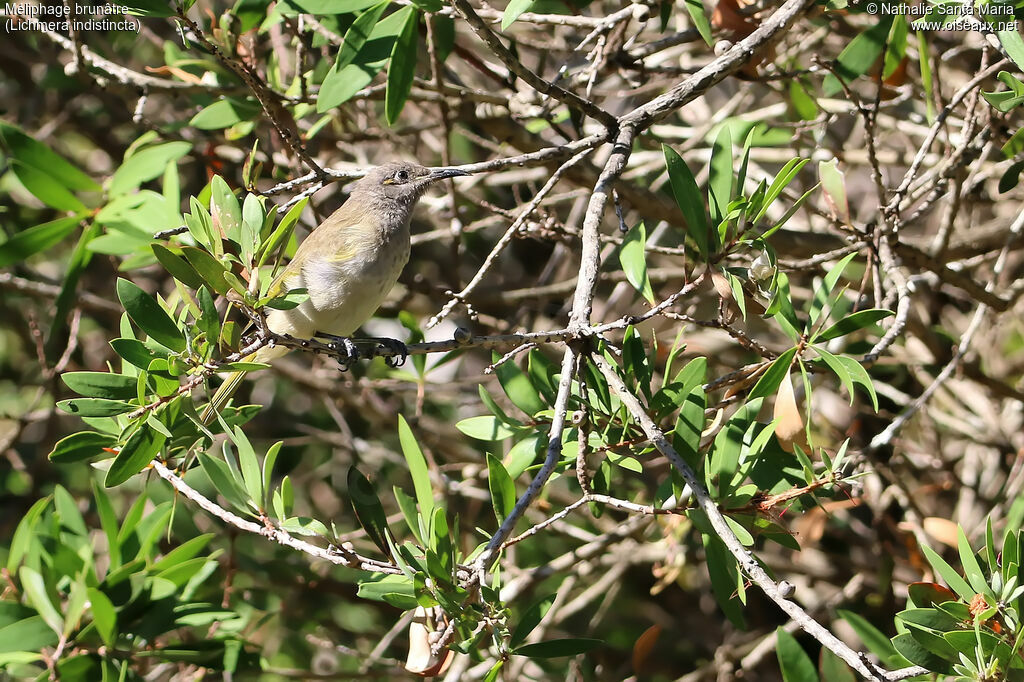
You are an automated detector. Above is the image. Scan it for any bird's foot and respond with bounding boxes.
[318,333,361,371]
[375,338,408,368]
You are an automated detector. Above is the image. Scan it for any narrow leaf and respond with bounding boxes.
[116,278,185,352]
[398,415,435,520]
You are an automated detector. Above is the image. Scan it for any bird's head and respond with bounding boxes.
[355,162,468,206]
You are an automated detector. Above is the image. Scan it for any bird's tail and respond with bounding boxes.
[200,344,289,425]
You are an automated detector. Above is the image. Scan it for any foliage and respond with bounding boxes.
[2,0,1023,679]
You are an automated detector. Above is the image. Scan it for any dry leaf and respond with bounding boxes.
[922,517,959,548]
[773,371,807,452]
[405,606,454,677]
[792,498,859,545]
[632,623,662,673]
[710,0,775,77]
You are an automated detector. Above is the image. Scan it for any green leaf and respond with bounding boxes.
[482,661,505,682]
[996,24,1024,74]
[7,497,50,574]
[776,628,819,682]
[181,246,231,295]
[152,534,216,572]
[53,484,88,536]
[189,98,260,130]
[1001,145,1024,190]
[398,414,435,520]
[983,71,1024,112]
[837,609,901,664]
[121,0,175,16]
[281,0,382,13]
[210,176,242,250]
[478,384,518,426]
[815,309,893,342]
[703,532,745,627]
[748,348,797,400]
[684,0,712,46]
[494,355,546,416]
[109,141,192,196]
[672,386,706,472]
[111,338,169,371]
[46,217,99,364]
[789,80,819,121]
[502,0,536,29]
[513,638,602,658]
[956,526,990,597]
[260,441,282,511]
[232,426,262,508]
[348,467,392,558]
[619,222,655,304]
[890,632,952,674]
[196,286,221,345]
[487,453,516,522]
[356,573,415,604]
[106,426,166,487]
[196,450,254,514]
[61,371,139,400]
[753,158,809,226]
[11,161,87,211]
[48,431,116,463]
[19,567,62,634]
[57,398,134,417]
[510,594,555,648]
[0,215,82,268]
[86,588,117,647]
[818,647,856,682]
[117,278,186,352]
[152,244,205,290]
[0,122,99,191]
[339,2,389,71]
[316,6,409,111]
[663,144,711,258]
[709,126,733,226]
[257,197,307,268]
[393,486,422,542]
[0,615,59,654]
[385,7,419,126]
[833,354,879,411]
[505,433,542,479]
[456,415,519,440]
[823,17,894,96]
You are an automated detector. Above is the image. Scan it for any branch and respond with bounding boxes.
[621,0,817,130]
[448,0,618,130]
[150,460,402,574]
[589,352,925,682]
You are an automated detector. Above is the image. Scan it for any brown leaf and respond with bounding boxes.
[710,0,773,77]
[632,624,662,673]
[907,581,957,607]
[773,371,807,452]
[405,606,454,677]
[922,517,959,548]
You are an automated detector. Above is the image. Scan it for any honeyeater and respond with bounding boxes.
[202,162,467,422]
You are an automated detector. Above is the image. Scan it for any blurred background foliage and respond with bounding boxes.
[3,0,1024,679]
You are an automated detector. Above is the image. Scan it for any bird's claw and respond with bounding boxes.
[380,339,408,368]
[320,334,360,371]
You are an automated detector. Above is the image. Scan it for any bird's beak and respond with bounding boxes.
[423,167,469,183]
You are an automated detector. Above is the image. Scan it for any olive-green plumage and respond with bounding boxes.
[202,162,466,422]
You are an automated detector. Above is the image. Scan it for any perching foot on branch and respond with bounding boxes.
[369,337,408,368]
[317,333,361,371]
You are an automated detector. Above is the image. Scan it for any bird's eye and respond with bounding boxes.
[395,169,410,182]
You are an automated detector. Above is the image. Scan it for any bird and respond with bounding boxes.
[202,162,467,423]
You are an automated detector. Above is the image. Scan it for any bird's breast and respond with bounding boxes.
[270,231,411,338]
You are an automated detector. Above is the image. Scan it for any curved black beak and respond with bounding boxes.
[424,167,470,183]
